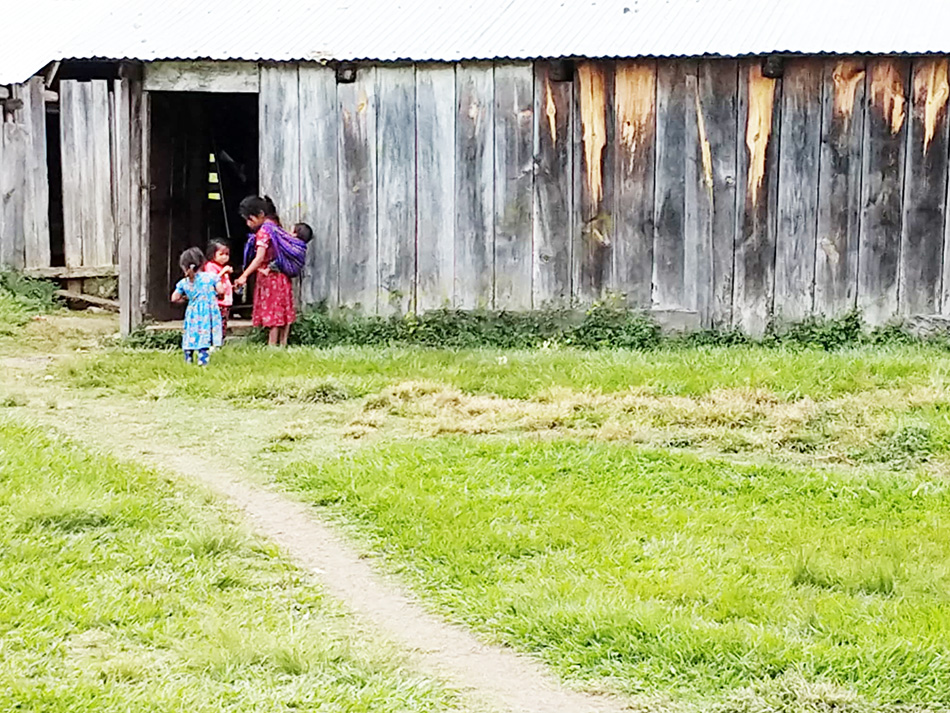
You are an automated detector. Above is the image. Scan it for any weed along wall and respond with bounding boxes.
[4,55,950,336]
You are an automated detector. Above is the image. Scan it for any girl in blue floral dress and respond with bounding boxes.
[171,247,224,365]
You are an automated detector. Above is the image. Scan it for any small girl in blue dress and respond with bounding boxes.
[171,247,224,366]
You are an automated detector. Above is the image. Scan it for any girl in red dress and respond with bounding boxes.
[234,196,296,347]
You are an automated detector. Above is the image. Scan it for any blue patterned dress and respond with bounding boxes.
[175,272,223,351]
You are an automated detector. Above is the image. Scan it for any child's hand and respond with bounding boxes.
[220,266,233,277]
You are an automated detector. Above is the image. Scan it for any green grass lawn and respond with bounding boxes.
[0,420,453,712]
[47,339,950,709]
[61,342,950,401]
[279,437,950,707]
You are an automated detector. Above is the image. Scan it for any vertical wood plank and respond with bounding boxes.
[338,66,378,312]
[88,80,114,267]
[774,60,823,322]
[60,80,84,268]
[858,58,909,325]
[902,58,950,315]
[493,62,534,310]
[697,60,740,328]
[533,62,573,308]
[0,124,27,270]
[298,63,339,309]
[416,63,456,311]
[653,60,691,311]
[613,60,655,309]
[376,65,416,315]
[0,128,5,267]
[115,76,133,335]
[733,61,781,336]
[79,82,96,268]
[132,83,147,325]
[16,77,50,269]
[574,61,614,304]
[455,62,494,309]
[815,59,866,316]
[260,63,301,224]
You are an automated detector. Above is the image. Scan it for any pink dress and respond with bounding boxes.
[252,224,296,328]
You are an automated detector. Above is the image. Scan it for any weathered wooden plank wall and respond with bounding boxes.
[12,55,950,335]
[280,55,950,332]
[493,62,534,310]
[416,64,456,310]
[532,62,573,307]
[0,123,28,270]
[613,60,655,310]
[15,77,50,269]
[338,67,378,311]
[653,60,692,312]
[455,63,494,309]
[733,62,781,336]
[259,64,301,224]
[774,60,822,322]
[59,79,115,270]
[298,64,339,308]
[900,58,949,316]
[697,61,739,327]
[376,65,416,314]
[858,59,909,326]
[814,60,865,316]
[574,61,615,303]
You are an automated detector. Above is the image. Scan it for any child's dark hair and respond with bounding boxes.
[206,238,230,261]
[179,247,206,274]
[293,222,314,244]
[239,194,281,225]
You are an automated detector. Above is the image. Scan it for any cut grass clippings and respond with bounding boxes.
[0,420,454,712]
[278,436,950,707]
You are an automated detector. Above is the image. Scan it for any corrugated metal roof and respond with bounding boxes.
[6,0,950,85]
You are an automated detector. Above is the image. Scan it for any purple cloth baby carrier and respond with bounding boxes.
[243,221,308,277]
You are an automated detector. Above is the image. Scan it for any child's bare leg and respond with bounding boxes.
[268,326,280,346]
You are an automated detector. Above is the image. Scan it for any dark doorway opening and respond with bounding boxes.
[146,92,258,321]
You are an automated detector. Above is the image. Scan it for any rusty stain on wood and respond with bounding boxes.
[917,59,950,154]
[869,61,906,135]
[544,77,557,142]
[615,62,655,165]
[832,61,865,119]
[745,64,775,205]
[694,87,714,196]
[578,62,607,208]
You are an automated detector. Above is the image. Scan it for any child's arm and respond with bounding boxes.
[170,288,186,304]
[234,245,267,288]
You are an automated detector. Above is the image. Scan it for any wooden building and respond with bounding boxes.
[2,1,950,335]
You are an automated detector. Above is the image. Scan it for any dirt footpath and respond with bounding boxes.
[1,344,636,713]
